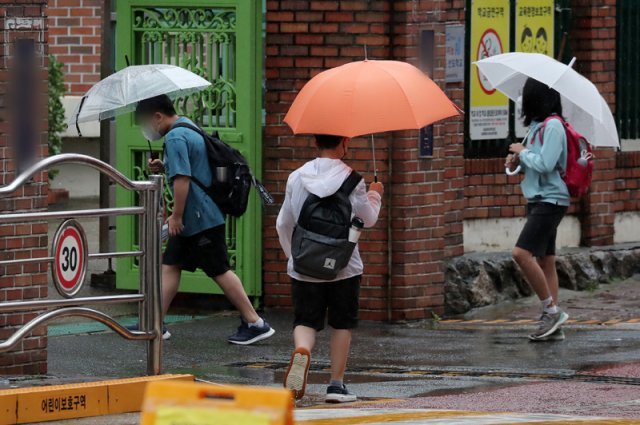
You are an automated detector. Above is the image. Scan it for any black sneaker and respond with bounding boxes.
[325,384,357,403]
[126,323,171,340]
[227,319,275,345]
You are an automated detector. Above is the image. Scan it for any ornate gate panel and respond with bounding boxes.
[115,1,263,297]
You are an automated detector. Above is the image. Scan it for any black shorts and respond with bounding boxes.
[292,275,361,332]
[516,202,567,258]
[162,225,231,278]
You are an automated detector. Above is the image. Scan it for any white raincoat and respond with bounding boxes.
[276,158,382,282]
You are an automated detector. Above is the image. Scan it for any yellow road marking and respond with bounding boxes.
[296,410,492,424]
[512,420,637,425]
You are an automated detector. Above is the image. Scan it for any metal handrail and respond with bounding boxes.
[0,294,145,313]
[0,154,164,375]
[0,207,144,223]
[0,154,154,195]
[0,307,155,352]
[0,250,143,267]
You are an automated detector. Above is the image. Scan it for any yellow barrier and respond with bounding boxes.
[141,380,294,425]
[0,374,193,424]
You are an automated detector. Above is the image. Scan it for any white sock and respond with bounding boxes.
[542,297,558,314]
[248,318,264,328]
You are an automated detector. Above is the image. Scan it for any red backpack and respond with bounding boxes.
[534,115,593,198]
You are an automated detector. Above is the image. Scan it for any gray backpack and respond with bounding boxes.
[291,171,362,280]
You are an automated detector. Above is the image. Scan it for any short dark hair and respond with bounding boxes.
[521,77,562,127]
[315,134,343,150]
[135,94,177,122]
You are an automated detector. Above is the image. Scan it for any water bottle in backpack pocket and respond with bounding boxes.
[291,171,363,280]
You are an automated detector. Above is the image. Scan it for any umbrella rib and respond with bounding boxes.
[373,63,422,130]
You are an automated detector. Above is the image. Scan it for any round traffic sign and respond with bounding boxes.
[51,219,88,298]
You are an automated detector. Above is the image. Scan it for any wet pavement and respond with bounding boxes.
[7,204,640,423]
[17,274,636,422]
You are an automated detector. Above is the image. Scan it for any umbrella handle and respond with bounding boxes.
[505,165,522,176]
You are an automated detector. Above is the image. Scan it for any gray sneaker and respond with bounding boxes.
[529,310,569,340]
[530,327,565,342]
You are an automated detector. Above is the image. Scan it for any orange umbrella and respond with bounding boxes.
[284,60,460,137]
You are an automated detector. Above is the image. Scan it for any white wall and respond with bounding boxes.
[463,216,581,253]
[50,137,101,198]
[614,212,640,244]
[49,96,102,198]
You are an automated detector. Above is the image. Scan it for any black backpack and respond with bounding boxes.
[291,170,362,280]
[171,122,274,217]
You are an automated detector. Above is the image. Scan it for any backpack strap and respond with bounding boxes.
[171,122,222,139]
[338,170,363,196]
[166,122,213,195]
[535,114,565,145]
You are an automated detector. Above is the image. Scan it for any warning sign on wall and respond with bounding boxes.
[469,0,510,140]
[515,0,555,137]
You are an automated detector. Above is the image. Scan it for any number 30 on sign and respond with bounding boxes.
[51,219,88,298]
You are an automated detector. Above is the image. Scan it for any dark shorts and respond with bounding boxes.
[292,275,361,332]
[516,202,567,258]
[162,225,231,278]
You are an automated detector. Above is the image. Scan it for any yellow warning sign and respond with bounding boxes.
[469,0,510,140]
[516,0,554,55]
[515,0,555,137]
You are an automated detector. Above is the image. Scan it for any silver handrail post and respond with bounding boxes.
[145,174,164,375]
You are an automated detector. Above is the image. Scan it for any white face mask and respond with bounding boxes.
[141,125,162,142]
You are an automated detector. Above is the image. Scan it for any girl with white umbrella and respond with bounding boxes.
[476,52,620,341]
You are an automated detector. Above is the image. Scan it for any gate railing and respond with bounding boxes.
[0,154,164,375]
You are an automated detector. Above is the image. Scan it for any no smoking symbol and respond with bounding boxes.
[51,220,88,298]
[476,28,504,94]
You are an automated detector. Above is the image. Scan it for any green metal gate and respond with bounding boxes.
[617,0,640,140]
[114,1,263,296]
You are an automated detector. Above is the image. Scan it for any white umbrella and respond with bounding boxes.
[68,64,211,135]
[474,52,619,148]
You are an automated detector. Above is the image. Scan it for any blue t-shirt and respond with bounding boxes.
[163,117,225,236]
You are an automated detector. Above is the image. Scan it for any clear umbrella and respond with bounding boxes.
[68,64,211,136]
[475,52,619,149]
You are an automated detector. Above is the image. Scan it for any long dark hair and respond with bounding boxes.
[521,77,563,127]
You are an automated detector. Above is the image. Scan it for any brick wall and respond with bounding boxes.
[0,0,49,374]
[48,0,101,95]
[264,0,465,320]
[264,0,628,319]
[388,0,465,320]
[462,0,617,247]
[263,0,393,321]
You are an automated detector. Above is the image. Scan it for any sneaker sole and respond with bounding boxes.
[325,394,357,403]
[284,351,310,400]
[529,312,569,340]
[529,332,565,342]
[227,328,276,346]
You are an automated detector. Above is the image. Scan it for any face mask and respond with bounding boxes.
[141,125,162,142]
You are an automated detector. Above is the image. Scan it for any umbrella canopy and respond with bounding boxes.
[68,64,211,127]
[284,60,460,138]
[475,52,619,148]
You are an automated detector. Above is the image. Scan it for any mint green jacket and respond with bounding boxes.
[519,118,570,207]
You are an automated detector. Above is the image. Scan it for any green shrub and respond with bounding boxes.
[48,54,67,179]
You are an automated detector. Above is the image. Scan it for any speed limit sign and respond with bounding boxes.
[51,219,88,298]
